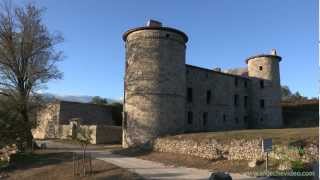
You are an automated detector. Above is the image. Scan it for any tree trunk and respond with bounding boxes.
[21,104,33,151]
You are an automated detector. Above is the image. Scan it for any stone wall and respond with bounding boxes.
[152,137,318,162]
[96,125,122,144]
[59,124,122,144]
[186,65,250,132]
[59,124,97,144]
[33,101,115,141]
[32,103,60,139]
[282,101,319,127]
[59,101,114,125]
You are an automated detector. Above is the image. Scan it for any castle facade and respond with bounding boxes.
[122,20,282,148]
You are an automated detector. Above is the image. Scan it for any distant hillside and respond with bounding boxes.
[42,93,120,104]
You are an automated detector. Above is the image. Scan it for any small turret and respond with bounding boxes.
[246,49,283,128]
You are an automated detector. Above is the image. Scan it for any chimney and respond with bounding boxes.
[146,19,162,27]
[213,67,221,72]
[271,49,277,55]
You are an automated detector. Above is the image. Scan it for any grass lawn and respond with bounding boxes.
[0,150,143,180]
[166,127,319,145]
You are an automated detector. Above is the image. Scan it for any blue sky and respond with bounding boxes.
[15,0,319,99]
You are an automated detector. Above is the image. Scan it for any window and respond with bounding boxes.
[206,90,211,104]
[187,111,193,124]
[234,77,238,87]
[260,99,265,108]
[206,73,209,78]
[223,114,227,122]
[244,116,248,123]
[166,33,170,38]
[244,80,248,88]
[259,66,263,71]
[260,80,264,89]
[187,88,193,103]
[235,117,239,124]
[203,112,208,126]
[260,117,264,122]
[234,94,239,107]
[244,96,248,108]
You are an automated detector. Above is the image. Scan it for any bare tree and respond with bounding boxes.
[0,1,63,150]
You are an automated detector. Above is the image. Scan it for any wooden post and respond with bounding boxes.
[73,153,75,176]
[89,153,92,175]
[265,152,268,172]
[76,154,79,176]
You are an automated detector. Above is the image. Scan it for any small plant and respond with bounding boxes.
[68,118,93,177]
[291,160,305,172]
[0,160,8,169]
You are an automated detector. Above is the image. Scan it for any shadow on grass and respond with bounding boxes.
[2,152,73,172]
[110,146,153,157]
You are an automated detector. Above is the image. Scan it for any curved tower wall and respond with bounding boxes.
[122,23,188,147]
[247,51,283,128]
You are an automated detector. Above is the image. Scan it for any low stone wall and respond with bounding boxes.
[152,137,318,162]
[59,125,71,139]
[96,125,122,144]
[59,125,122,144]
[59,125,97,144]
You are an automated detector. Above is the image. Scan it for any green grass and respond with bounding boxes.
[168,127,318,145]
[10,153,51,165]
[0,160,9,168]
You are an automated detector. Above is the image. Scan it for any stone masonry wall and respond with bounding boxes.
[247,56,283,128]
[32,103,60,139]
[59,101,114,125]
[123,28,187,147]
[59,125,122,144]
[186,65,251,132]
[96,125,122,144]
[152,137,318,162]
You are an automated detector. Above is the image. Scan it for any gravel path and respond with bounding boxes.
[92,151,256,180]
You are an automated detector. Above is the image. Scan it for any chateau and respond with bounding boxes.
[122,20,283,148]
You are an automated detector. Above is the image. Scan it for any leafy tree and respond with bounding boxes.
[281,85,292,100]
[0,1,63,150]
[91,96,108,105]
[281,85,308,102]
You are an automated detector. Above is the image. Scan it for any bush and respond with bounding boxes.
[291,160,305,172]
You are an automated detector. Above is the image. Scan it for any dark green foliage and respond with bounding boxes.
[281,85,311,102]
[0,96,25,149]
[91,96,108,105]
[291,160,305,172]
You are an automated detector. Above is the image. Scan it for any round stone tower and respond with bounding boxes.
[122,20,188,148]
[246,49,283,128]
